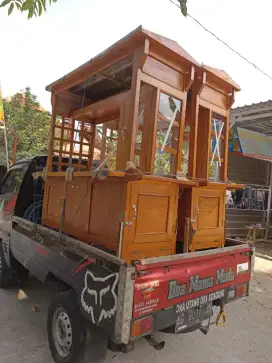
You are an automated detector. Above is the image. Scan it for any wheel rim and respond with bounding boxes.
[52,307,73,358]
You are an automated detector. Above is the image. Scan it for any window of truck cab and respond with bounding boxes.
[0,164,29,195]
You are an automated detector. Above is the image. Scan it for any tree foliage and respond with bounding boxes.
[0,0,57,18]
[1,87,50,164]
[178,0,187,17]
[1,0,187,19]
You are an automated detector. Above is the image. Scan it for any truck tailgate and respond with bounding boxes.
[133,245,252,319]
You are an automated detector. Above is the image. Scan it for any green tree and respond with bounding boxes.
[1,87,50,164]
[1,0,188,19]
[0,0,57,18]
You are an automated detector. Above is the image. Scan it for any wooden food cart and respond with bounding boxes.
[41,26,240,263]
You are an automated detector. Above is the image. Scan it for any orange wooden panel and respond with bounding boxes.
[124,241,173,262]
[135,194,169,235]
[121,179,179,262]
[143,56,184,90]
[63,178,91,241]
[190,186,226,251]
[200,85,227,110]
[176,188,192,243]
[197,195,220,230]
[88,180,127,252]
[195,107,212,179]
[42,177,64,228]
[193,235,224,250]
[71,91,129,123]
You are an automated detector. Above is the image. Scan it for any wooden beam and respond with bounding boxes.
[138,38,149,69]
[187,93,199,178]
[177,97,187,172]
[116,99,131,170]
[71,90,130,121]
[185,65,195,92]
[127,65,142,162]
[195,107,212,179]
[140,70,186,101]
[223,110,230,182]
[198,98,228,117]
[206,109,213,180]
[149,88,160,173]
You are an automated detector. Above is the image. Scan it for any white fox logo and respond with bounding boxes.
[81,270,119,324]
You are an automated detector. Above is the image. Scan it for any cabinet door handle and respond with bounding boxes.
[191,204,199,223]
[132,204,137,220]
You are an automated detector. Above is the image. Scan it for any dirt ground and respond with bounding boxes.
[0,256,271,363]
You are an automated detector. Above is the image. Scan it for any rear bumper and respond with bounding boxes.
[130,282,249,339]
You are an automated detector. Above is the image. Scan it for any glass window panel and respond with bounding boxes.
[96,121,119,171]
[154,93,181,176]
[209,115,225,181]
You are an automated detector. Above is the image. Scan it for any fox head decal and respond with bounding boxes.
[80,270,119,324]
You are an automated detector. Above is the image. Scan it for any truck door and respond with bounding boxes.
[0,163,29,241]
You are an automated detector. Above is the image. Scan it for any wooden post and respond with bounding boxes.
[47,93,57,172]
[187,72,206,178]
[148,87,160,173]
[195,107,212,179]
[127,66,141,164]
[222,110,230,181]
[177,97,187,172]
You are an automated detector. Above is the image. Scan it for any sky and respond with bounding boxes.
[0,0,271,111]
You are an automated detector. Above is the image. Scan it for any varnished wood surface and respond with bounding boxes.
[42,27,242,263]
[42,177,179,263]
[121,179,178,262]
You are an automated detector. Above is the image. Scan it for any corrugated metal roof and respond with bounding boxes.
[232,99,272,113]
[231,99,272,135]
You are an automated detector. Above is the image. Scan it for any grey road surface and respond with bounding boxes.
[0,257,271,363]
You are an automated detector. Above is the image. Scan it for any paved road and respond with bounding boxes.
[0,257,271,363]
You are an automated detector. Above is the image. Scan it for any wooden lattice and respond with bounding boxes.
[48,117,96,172]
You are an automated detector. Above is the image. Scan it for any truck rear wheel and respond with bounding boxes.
[47,290,108,363]
[0,243,11,288]
[47,290,84,363]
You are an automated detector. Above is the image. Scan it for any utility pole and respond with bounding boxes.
[0,83,9,171]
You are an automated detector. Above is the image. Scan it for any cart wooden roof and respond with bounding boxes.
[46,25,201,94]
[202,64,241,92]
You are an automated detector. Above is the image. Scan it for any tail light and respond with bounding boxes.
[131,316,153,337]
[236,284,248,298]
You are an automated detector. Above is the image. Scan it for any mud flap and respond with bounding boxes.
[79,324,108,363]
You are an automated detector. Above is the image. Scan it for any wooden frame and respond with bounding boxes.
[42,26,241,262]
[188,66,240,182]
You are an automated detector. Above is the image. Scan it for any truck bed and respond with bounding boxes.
[11,216,254,343]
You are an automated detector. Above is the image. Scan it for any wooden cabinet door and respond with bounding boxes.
[122,180,178,261]
[190,186,225,251]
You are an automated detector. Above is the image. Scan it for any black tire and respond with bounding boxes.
[47,290,108,363]
[47,290,84,363]
[0,242,11,288]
